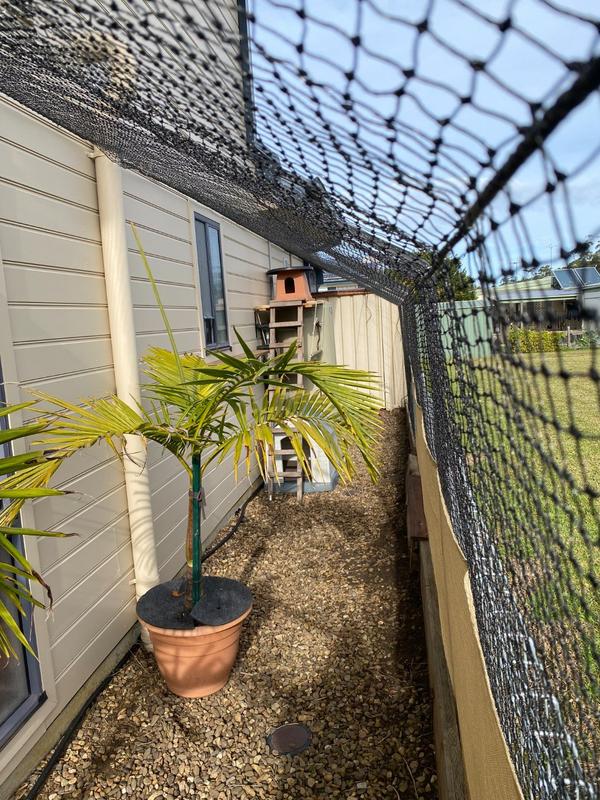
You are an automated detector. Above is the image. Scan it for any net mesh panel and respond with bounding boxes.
[0,1,599,796]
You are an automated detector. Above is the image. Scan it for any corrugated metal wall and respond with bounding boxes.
[330,293,406,409]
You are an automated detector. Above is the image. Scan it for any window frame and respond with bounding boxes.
[0,363,45,749]
[194,212,231,352]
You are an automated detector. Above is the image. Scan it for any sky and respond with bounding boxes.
[247,0,600,279]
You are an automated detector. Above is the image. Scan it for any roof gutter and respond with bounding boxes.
[93,148,159,645]
[237,0,255,146]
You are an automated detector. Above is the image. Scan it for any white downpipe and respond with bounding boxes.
[94,149,160,644]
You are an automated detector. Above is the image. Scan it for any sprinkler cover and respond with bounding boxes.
[266,723,312,756]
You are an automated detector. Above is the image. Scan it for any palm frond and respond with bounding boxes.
[132,223,183,382]
[0,246,383,657]
[31,391,145,456]
[0,402,68,658]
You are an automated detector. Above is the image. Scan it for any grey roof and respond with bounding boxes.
[492,267,600,301]
[492,287,580,301]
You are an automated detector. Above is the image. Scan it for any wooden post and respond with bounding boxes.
[408,452,467,798]
[420,541,468,800]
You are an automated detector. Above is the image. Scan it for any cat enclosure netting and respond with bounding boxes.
[0,1,598,797]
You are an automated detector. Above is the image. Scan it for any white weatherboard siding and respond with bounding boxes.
[0,96,275,782]
[0,95,135,780]
[123,171,271,582]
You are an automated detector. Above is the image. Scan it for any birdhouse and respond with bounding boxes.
[268,266,313,303]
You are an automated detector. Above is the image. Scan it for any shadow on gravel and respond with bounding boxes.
[15,408,436,800]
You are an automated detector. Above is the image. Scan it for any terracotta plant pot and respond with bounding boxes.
[142,606,252,698]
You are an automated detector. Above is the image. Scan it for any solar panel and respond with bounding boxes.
[553,269,578,289]
[573,267,600,286]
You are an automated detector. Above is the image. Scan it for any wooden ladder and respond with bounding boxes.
[267,300,304,500]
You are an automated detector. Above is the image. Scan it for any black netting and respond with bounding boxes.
[1,1,599,797]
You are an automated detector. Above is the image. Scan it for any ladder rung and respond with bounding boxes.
[269,321,303,329]
[273,449,297,456]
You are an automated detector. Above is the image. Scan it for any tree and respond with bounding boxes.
[2,230,382,640]
[423,253,476,300]
[415,250,476,300]
[568,237,600,269]
[440,255,477,300]
[499,262,552,285]
[532,263,553,278]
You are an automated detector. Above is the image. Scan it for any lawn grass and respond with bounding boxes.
[452,347,599,567]
[449,347,599,744]
[516,350,600,497]
[489,349,599,570]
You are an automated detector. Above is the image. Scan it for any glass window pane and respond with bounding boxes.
[554,269,577,289]
[0,366,43,741]
[0,551,29,726]
[574,267,600,286]
[206,226,228,346]
[194,219,214,341]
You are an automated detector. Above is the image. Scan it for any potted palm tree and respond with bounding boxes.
[5,236,382,695]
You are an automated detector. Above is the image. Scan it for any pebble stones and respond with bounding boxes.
[15,410,438,800]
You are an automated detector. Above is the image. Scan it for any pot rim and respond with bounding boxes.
[139,605,252,637]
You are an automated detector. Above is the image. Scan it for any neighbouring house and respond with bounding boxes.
[314,268,361,294]
[0,5,405,794]
[487,267,600,332]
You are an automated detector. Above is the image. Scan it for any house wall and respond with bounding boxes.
[122,170,272,583]
[0,95,134,780]
[582,288,600,329]
[0,93,291,789]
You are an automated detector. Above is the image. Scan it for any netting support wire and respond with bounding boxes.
[423,55,600,283]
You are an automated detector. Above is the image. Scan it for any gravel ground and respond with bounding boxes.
[16,409,436,800]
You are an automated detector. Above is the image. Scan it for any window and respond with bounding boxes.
[194,215,229,349]
[0,364,44,748]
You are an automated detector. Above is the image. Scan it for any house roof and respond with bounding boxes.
[494,275,553,293]
[492,267,600,301]
[492,287,580,301]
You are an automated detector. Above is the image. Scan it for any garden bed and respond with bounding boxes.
[16,409,436,800]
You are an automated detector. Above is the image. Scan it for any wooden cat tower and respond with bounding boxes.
[255,265,316,500]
